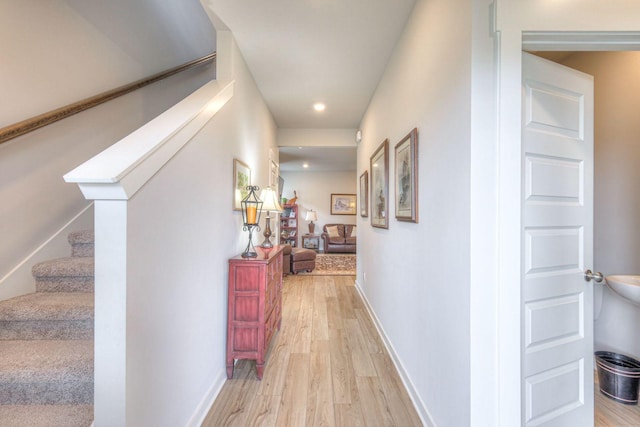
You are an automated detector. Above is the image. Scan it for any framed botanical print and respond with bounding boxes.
[233,159,251,211]
[331,194,357,215]
[370,139,389,229]
[395,128,418,222]
[359,171,369,217]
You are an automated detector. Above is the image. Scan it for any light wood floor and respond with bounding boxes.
[203,274,422,426]
[595,373,640,426]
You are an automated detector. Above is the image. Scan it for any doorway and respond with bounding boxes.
[521,51,595,426]
[497,33,640,426]
[277,146,358,250]
[527,49,640,425]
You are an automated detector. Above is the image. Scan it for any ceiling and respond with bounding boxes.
[206,0,417,129]
[279,146,356,172]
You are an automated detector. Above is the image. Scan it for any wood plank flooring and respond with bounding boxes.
[203,275,422,427]
[204,273,640,426]
[595,372,640,426]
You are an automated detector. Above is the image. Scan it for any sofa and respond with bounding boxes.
[321,224,356,253]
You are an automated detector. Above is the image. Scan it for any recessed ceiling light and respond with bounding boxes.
[303,163,309,168]
[313,102,326,112]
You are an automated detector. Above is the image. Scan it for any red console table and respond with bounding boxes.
[226,246,283,379]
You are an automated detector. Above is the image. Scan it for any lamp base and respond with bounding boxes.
[308,221,315,234]
[261,212,274,248]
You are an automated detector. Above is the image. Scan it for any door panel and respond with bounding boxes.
[522,52,594,427]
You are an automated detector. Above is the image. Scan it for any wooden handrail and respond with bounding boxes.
[0,52,216,145]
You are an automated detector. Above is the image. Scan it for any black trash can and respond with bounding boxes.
[595,351,640,405]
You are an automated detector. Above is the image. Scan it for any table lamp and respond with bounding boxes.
[259,186,283,248]
[241,185,263,257]
[305,210,318,234]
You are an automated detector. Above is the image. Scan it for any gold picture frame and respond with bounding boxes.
[359,171,369,217]
[330,194,357,215]
[370,139,389,229]
[233,159,251,211]
[395,128,418,222]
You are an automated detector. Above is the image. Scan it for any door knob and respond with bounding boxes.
[585,269,604,283]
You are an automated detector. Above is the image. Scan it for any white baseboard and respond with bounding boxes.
[0,204,94,301]
[354,279,436,427]
[186,370,228,427]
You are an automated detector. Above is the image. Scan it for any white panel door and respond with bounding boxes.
[522,52,594,427]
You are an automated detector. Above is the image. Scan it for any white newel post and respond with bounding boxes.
[63,80,234,426]
[94,200,128,426]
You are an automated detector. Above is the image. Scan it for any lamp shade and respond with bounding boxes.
[259,187,283,212]
[305,210,318,222]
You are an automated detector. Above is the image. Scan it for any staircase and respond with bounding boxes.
[0,231,95,426]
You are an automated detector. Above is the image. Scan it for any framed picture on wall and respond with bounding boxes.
[233,159,251,211]
[330,194,357,215]
[269,160,279,192]
[359,171,369,217]
[395,128,419,222]
[370,139,389,229]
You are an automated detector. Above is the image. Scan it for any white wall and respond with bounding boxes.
[0,0,215,298]
[116,33,277,425]
[559,52,640,359]
[279,128,357,147]
[279,171,356,248]
[356,0,471,425]
[559,52,640,277]
[0,0,215,127]
[469,0,498,423]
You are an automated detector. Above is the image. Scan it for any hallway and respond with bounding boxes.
[203,274,422,426]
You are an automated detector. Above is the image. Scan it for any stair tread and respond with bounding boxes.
[0,293,93,321]
[32,258,94,278]
[0,340,93,382]
[68,230,94,245]
[0,404,93,427]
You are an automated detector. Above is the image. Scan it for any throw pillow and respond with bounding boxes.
[350,225,357,237]
[327,225,339,238]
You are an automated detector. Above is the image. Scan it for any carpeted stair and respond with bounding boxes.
[0,231,95,426]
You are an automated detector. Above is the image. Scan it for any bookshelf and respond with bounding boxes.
[279,204,298,247]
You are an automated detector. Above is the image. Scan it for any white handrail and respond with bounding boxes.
[64,79,234,200]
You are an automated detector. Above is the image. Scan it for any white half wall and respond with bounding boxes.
[124,33,277,424]
[67,30,277,425]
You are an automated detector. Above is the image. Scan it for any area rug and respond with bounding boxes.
[296,253,356,276]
